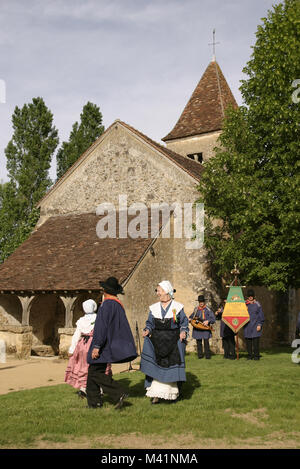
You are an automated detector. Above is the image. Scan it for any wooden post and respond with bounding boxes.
[59,295,78,328]
[18,294,36,326]
[234,273,239,360]
[236,332,239,360]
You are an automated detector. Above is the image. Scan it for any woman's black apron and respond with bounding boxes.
[149,318,181,368]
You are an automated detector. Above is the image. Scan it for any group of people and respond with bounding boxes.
[192,289,265,361]
[65,277,137,409]
[65,277,265,408]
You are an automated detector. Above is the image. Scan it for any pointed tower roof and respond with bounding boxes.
[162,60,238,142]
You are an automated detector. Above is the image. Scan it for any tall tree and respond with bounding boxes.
[5,96,59,216]
[197,0,300,291]
[56,101,104,179]
[0,185,39,262]
[0,97,58,262]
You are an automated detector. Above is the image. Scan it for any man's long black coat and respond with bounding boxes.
[87,298,137,364]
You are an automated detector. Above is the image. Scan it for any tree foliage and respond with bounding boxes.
[0,97,58,262]
[197,0,300,291]
[56,101,104,179]
[5,97,58,216]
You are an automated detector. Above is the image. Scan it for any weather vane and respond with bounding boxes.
[208,29,220,61]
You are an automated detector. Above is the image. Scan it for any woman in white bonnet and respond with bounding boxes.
[65,299,112,398]
[140,281,189,404]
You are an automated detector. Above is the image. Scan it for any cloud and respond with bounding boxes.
[0,0,278,183]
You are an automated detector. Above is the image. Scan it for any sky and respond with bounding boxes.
[0,0,279,183]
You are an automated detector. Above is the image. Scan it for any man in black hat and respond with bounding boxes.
[189,295,215,359]
[243,289,264,360]
[86,277,137,409]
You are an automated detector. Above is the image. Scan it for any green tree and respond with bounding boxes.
[197,0,300,291]
[5,96,59,216]
[0,97,58,262]
[56,101,104,179]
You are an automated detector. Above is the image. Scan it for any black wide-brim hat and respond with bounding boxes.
[197,295,205,302]
[99,277,124,295]
[247,289,255,298]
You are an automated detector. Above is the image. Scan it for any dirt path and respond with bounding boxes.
[0,356,137,395]
[5,432,300,449]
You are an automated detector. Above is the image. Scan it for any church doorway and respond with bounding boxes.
[30,294,65,356]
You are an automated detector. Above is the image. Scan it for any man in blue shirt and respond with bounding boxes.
[86,277,137,409]
[243,289,265,360]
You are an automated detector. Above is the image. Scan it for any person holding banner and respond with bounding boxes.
[215,298,236,360]
[243,290,265,360]
[189,295,215,359]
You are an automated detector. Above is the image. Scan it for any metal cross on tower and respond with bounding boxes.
[208,29,220,61]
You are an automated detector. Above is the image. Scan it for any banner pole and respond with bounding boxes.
[234,272,240,360]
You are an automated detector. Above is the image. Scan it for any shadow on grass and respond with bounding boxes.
[261,346,294,355]
[115,372,201,402]
[180,372,201,400]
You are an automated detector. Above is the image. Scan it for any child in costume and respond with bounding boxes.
[65,299,112,398]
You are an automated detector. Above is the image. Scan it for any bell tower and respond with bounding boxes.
[162,34,237,163]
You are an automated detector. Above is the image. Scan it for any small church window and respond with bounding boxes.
[187,153,203,163]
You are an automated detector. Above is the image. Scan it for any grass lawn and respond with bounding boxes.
[0,347,299,449]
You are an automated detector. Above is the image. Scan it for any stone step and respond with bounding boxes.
[31,345,56,357]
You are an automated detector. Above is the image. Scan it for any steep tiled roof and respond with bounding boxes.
[0,212,160,292]
[162,60,238,141]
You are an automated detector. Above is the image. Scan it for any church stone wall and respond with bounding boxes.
[0,325,33,358]
[122,236,175,353]
[171,227,221,354]
[165,131,221,163]
[122,217,221,354]
[38,124,199,221]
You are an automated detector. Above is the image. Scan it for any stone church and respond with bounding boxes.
[0,59,298,358]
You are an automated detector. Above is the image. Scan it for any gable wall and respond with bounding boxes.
[38,124,199,222]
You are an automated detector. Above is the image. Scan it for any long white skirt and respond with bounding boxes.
[146,379,179,400]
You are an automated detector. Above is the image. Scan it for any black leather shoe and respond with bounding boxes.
[87,402,103,408]
[115,393,129,410]
[78,390,87,399]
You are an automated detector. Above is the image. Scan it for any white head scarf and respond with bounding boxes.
[158,280,175,299]
[82,299,97,314]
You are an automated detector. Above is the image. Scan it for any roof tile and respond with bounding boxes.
[162,61,238,141]
[0,212,159,291]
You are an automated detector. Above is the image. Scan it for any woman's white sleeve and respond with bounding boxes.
[68,321,81,354]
